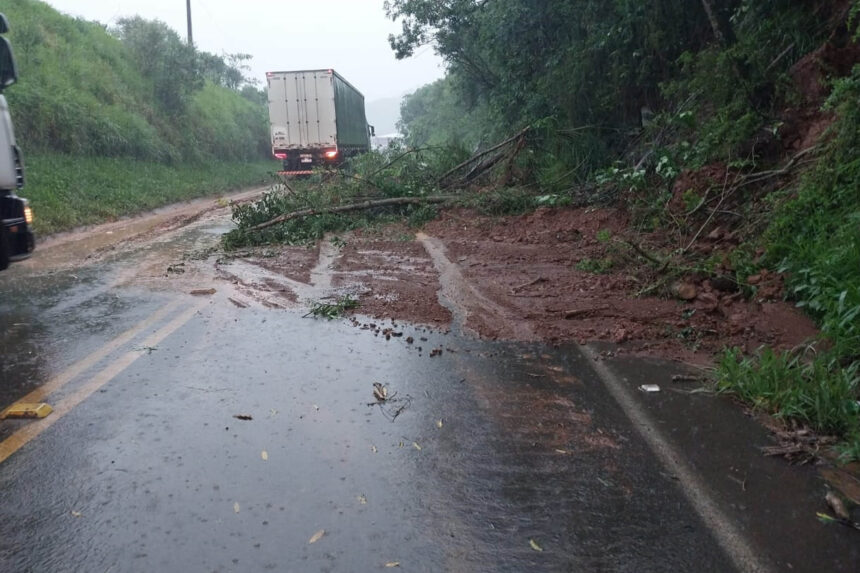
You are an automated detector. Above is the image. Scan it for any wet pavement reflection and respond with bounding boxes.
[0,304,731,572]
[2,210,857,573]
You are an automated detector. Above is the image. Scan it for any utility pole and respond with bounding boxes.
[186,0,193,45]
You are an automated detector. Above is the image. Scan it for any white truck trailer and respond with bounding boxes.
[266,69,374,174]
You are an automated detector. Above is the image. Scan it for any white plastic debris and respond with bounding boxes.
[638,384,661,393]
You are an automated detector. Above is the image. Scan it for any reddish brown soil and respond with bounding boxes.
[247,206,818,364]
[249,245,319,284]
[334,236,452,327]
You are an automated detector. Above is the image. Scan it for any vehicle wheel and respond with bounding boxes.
[0,227,10,271]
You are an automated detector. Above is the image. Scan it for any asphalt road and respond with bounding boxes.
[0,198,857,572]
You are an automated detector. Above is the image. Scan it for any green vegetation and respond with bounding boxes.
[716,64,860,457]
[224,145,467,249]
[26,154,275,234]
[717,349,859,459]
[304,295,360,320]
[2,0,271,230]
[575,258,615,275]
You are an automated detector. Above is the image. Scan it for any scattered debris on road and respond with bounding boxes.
[233,414,253,421]
[825,491,851,521]
[228,297,249,308]
[671,374,704,383]
[529,539,543,552]
[304,295,359,319]
[308,529,325,544]
[373,382,388,402]
[638,384,661,393]
[190,288,216,296]
[367,383,412,421]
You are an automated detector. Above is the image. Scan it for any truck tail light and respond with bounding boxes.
[24,205,33,224]
[324,150,338,159]
[274,152,287,160]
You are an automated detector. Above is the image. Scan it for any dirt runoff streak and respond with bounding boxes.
[0,298,207,465]
[583,344,774,573]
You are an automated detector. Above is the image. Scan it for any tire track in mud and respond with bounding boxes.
[217,238,345,309]
[416,232,535,340]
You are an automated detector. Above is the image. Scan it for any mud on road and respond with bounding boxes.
[17,192,818,365]
[225,206,817,365]
[4,190,859,572]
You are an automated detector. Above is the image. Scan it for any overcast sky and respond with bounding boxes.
[42,0,444,101]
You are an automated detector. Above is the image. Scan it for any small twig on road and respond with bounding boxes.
[511,276,547,292]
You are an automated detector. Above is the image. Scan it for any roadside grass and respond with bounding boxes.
[25,153,278,234]
[575,257,614,274]
[716,69,860,461]
[716,349,860,459]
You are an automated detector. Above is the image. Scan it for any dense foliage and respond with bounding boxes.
[391,0,832,161]
[3,0,268,164]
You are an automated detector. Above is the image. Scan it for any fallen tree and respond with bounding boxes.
[249,195,458,232]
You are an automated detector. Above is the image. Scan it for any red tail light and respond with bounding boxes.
[274,152,287,160]
[324,150,338,159]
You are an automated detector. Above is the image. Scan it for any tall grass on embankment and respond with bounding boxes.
[25,154,278,235]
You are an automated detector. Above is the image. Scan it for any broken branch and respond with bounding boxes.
[438,126,531,186]
[249,195,458,232]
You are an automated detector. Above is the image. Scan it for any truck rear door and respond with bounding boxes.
[268,71,337,150]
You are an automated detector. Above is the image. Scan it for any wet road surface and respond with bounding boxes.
[0,199,857,572]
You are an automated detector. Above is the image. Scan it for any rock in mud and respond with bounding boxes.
[673,282,698,300]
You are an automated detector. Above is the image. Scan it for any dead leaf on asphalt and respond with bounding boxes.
[373,382,388,402]
[261,450,268,461]
[436,419,443,429]
[385,562,400,568]
[413,442,422,451]
[233,414,253,421]
[308,529,325,544]
[190,288,216,296]
[233,502,240,514]
[529,539,543,552]
[826,491,851,521]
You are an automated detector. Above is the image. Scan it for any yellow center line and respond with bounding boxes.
[1,297,185,413]
[0,299,207,465]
